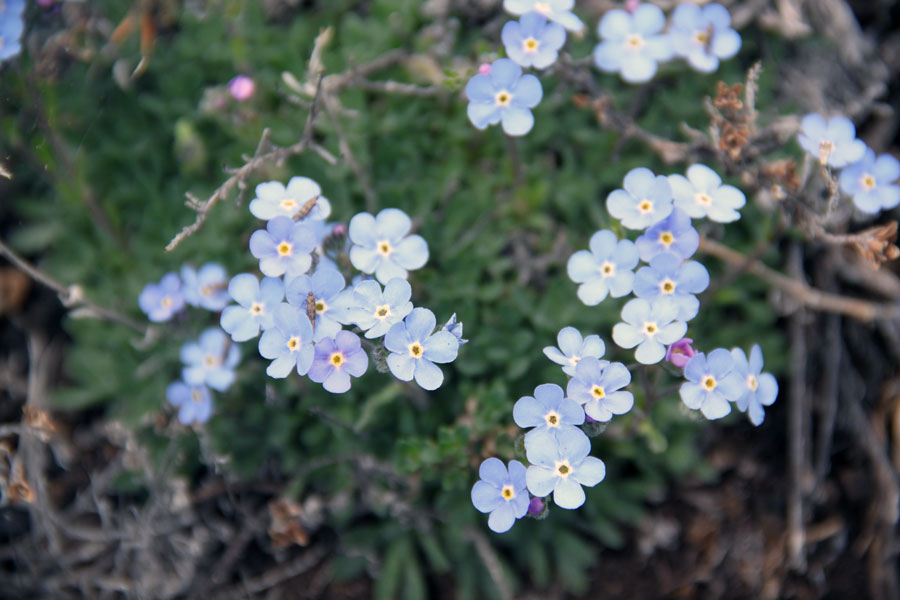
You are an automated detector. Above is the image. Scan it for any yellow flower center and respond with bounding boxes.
[659,231,674,247]
[591,385,605,399]
[280,198,298,211]
[250,302,264,315]
[695,193,712,206]
[556,460,572,477]
[694,31,710,45]
[638,200,653,214]
[377,241,392,256]
[702,375,717,391]
[643,322,658,336]
[818,140,834,165]
[534,2,552,16]
[600,261,615,277]
[203,355,218,367]
[625,34,645,50]
[523,37,540,53]
[568,355,580,366]
[375,305,391,319]
[501,484,515,500]
[409,342,423,358]
[330,352,344,366]
[161,296,173,308]
[286,336,300,351]
[191,390,204,403]
[315,300,327,314]
[746,374,758,392]
[861,174,876,191]
[660,279,676,294]
[277,242,293,256]
[544,411,560,427]
[495,90,512,107]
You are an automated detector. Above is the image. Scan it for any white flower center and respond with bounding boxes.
[501,484,516,500]
[637,199,653,214]
[277,241,293,257]
[624,33,645,51]
[280,198,298,211]
[660,278,676,295]
[315,299,328,314]
[702,375,717,391]
[860,174,876,191]
[330,351,345,367]
[544,410,560,427]
[533,2,552,16]
[591,385,605,399]
[374,304,391,320]
[522,37,540,53]
[659,231,674,247]
[409,342,423,358]
[555,459,573,478]
[695,193,712,206]
[250,301,264,315]
[376,241,392,256]
[495,90,512,107]
[746,374,758,392]
[600,261,616,277]
[286,336,300,352]
[642,322,658,337]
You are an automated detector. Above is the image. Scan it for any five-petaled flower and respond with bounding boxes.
[566,358,634,422]
[308,330,369,393]
[669,2,741,73]
[471,458,530,533]
[465,58,543,136]
[635,208,699,262]
[525,427,606,509]
[139,272,185,322]
[502,13,566,70]
[258,304,315,378]
[679,349,745,420]
[181,263,230,311]
[285,268,355,341]
[348,208,429,284]
[166,381,214,425]
[593,3,673,84]
[612,298,688,364]
[345,278,414,339]
[249,176,332,222]
[384,307,460,390]
[797,113,866,168]
[839,148,900,214]
[180,328,241,392]
[632,253,710,322]
[729,345,779,426]
[542,326,606,377]
[607,167,674,230]
[220,274,284,342]
[567,229,640,305]
[513,383,585,440]
[668,164,745,222]
[249,217,318,279]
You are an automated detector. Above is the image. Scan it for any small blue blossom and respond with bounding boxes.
[730,345,779,426]
[513,383,585,440]
[635,208,699,262]
[249,176,331,222]
[181,263,230,311]
[525,427,605,509]
[668,164,745,222]
[567,230,639,305]
[440,313,468,346]
[503,0,584,32]
[839,148,900,214]
[798,114,867,168]
[249,216,317,279]
[180,328,241,392]
[138,272,185,322]
[258,304,315,378]
[606,167,673,230]
[669,3,741,73]
[593,4,673,84]
[612,298,687,364]
[542,326,606,377]
[285,268,355,341]
[220,274,284,342]
[566,358,634,422]
[680,349,746,420]
[348,208,429,284]
[502,13,566,70]
[471,458,530,533]
[308,330,368,394]
[345,278,414,339]
[465,58,543,137]
[384,308,459,390]
[632,253,710,322]
[166,381,213,425]
[0,0,25,63]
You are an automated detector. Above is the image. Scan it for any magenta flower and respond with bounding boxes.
[228,75,256,101]
[666,337,696,369]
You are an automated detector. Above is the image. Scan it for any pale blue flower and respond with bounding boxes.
[166,381,213,425]
[632,253,710,322]
[606,167,673,229]
[502,13,566,70]
[798,113,866,168]
[345,278,413,339]
[730,345,779,426]
[668,164,745,222]
[441,313,468,346]
[669,3,741,73]
[138,272,185,322]
[308,331,368,394]
[0,0,24,63]
[349,208,428,284]
[839,149,900,214]
[612,298,687,364]
[567,230,639,305]
[542,326,606,377]
[471,458,530,533]
[465,58,543,136]
[679,349,745,420]
[181,263,230,311]
[285,268,355,341]
[249,216,317,279]
[525,427,605,509]
[593,4,673,84]
[635,208,699,262]
[220,274,284,342]
[258,304,315,378]
[249,176,331,222]
[503,0,584,32]
[384,308,459,390]
[513,383,585,440]
[180,328,241,392]
[566,358,633,422]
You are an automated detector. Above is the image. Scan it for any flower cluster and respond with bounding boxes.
[138,262,231,323]
[0,0,24,64]
[798,113,900,215]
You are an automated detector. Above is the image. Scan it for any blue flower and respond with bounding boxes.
[384,307,459,390]
[542,326,606,377]
[180,328,241,392]
[566,358,634,422]
[471,458,530,533]
[308,331,368,393]
[181,263,230,311]
[612,298,687,364]
[138,272,185,322]
[348,208,429,284]
[285,268,355,341]
[679,349,745,420]
[632,253,710,322]
[249,176,331,222]
[166,381,213,425]
[797,114,866,168]
[441,313,468,346]
[606,167,673,230]
[465,58,543,136]
[567,230,639,305]
[258,303,315,378]
[730,345,779,426]
[524,427,605,509]
[220,274,284,342]
[503,0,584,32]
[635,208,699,262]
[513,383,585,440]
[593,4,673,84]
[0,0,24,63]
[345,278,413,339]
[249,216,317,279]
[669,3,741,73]
[502,13,566,70]
[839,148,900,214]
[668,164,745,222]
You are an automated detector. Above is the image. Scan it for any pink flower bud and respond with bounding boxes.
[625,0,640,13]
[332,223,347,236]
[477,63,492,75]
[666,337,696,369]
[228,75,256,101]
